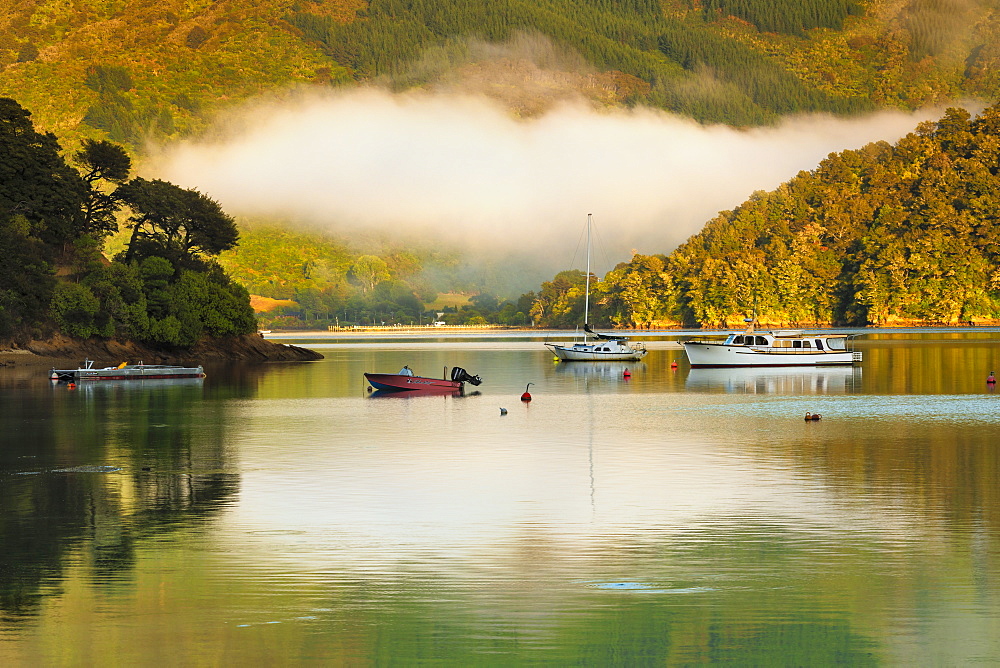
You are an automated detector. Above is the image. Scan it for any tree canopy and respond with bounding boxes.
[0,97,254,345]
[529,102,1000,329]
[117,178,239,267]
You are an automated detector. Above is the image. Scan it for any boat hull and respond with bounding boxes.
[546,343,647,362]
[52,365,205,381]
[682,342,860,367]
[364,373,463,392]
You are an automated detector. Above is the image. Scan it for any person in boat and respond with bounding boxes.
[399,365,414,376]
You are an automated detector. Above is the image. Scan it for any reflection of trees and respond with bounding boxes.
[0,376,250,620]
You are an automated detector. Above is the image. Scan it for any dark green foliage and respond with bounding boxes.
[117,178,239,267]
[0,97,257,345]
[657,25,868,117]
[82,65,176,146]
[186,26,209,50]
[84,65,134,95]
[702,0,861,36]
[50,283,101,339]
[905,0,970,60]
[15,43,37,63]
[75,139,131,184]
[0,215,55,339]
[83,262,149,339]
[140,256,175,320]
[288,0,868,124]
[0,97,89,246]
[171,93,201,113]
[82,93,175,146]
[74,139,132,238]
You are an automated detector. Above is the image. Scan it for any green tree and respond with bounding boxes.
[117,178,238,266]
[349,255,391,293]
[50,283,100,339]
[74,139,132,239]
[0,97,88,247]
[0,214,55,338]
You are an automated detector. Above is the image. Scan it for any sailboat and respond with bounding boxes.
[545,215,648,362]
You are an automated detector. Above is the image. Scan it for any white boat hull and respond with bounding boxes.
[683,342,860,367]
[547,342,647,361]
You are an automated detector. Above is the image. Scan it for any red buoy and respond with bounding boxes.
[988,372,996,384]
[521,382,533,401]
[670,360,678,369]
[623,368,631,378]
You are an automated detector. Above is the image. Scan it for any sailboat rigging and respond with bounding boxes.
[545,214,648,362]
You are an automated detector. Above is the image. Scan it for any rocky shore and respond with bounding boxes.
[0,333,323,368]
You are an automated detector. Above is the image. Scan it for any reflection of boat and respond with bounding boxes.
[369,388,472,398]
[554,361,643,378]
[68,377,206,394]
[545,215,647,362]
[685,366,862,394]
[683,319,861,367]
[50,359,205,381]
[364,367,482,393]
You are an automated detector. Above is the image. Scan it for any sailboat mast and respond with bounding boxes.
[584,213,591,326]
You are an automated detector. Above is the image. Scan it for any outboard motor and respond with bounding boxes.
[450,367,482,386]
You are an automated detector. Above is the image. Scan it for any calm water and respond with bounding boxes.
[1,330,999,665]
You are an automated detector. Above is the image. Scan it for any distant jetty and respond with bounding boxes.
[326,324,514,332]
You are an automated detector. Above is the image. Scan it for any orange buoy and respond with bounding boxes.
[670,360,678,369]
[623,368,631,378]
[988,372,996,384]
[67,382,76,390]
[520,382,533,402]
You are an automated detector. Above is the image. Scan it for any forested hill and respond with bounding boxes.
[2,0,999,149]
[531,102,1000,329]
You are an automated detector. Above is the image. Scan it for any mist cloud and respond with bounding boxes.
[153,87,944,273]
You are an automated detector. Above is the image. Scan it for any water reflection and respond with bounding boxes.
[2,333,1000,664]
[60,376,206,394]
[0,372,243,623]
[552,360,644,379]
[685,366,863,394]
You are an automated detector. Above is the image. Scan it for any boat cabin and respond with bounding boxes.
[721,330,849,351]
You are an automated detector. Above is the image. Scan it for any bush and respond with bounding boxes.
[51,283,100,339]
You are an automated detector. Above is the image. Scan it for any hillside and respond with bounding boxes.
[4,1,1000,331]
[528,102,1000,329]
[2,0,999,152]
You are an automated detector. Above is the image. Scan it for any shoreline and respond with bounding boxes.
[0,333,322,368]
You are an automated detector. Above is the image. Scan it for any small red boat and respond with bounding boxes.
[364,367,482,393]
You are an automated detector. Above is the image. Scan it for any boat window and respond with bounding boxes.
[815,339,824,350]
[755,336,767,346]
[803,340,811,348]
[732,335,743,344]
[724,335,736,344]
[793,340,802,348]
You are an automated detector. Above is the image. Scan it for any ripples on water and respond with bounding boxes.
[1,332,998,664]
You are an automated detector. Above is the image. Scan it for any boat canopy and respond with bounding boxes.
[583,323,628,341]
